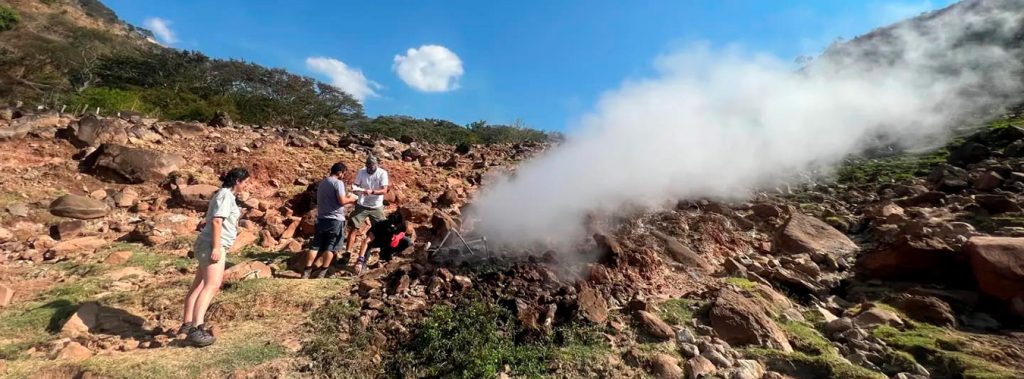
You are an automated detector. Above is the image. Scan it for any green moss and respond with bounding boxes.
[873,324,1017,379]
[658,298,695,325]
[743,321,887,379]
[836,149,949,185]
[0,4,19,32]
[723,277,758,292]
[746,348,886,379]
[780,321,834,356]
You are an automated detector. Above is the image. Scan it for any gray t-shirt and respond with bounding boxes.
[317,176,347,220]
[194,188,241,251]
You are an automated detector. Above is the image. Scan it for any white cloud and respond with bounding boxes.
[143,17,178,45]
[305,57,380,102]
[393,45,464,92]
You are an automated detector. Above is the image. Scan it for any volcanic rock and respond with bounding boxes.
[224,261,273,282]
[709,289,792,352]
[55,341,92,361]
[888,294,956,327]
[648,353,684,379]
[635,310,675,340]
[173,184,221,210]
[685,356,717,379]
[776,212,858,257]
[965,237,1024,304]
[85,144,186,183]
[49,194,109,219]
[856,237,969,283]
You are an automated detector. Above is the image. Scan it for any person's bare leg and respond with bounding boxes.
[345,221,359,254]
[192,260,225,326]
[322,252,334,268]
[182,270,205,324]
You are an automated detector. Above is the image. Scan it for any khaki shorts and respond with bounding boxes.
[193,239,230,267]
[349,204,385,229]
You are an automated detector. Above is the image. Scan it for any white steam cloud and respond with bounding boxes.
[472,0,1024,247]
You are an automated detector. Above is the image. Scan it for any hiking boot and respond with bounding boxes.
[176,322,194,336]
[314,268,329,279]
[187,324,216,347]
[301,268,312,279]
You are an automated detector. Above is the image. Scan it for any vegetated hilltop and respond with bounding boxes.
[0,0,558,145]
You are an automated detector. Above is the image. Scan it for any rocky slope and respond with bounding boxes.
[1,109,1024,379]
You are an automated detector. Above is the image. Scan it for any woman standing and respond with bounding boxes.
[178,168,250,347]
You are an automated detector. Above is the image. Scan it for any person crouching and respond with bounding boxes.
[355,212,413,275]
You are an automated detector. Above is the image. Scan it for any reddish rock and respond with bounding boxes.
[709,289,792,352]
[776,212,858,257]
[685,356,717,379]
[50,236,108,257]
[0,285,13,307]
[651,230,711,271]
[86,143,186,183]
[55,341,92,361]
[648,353,684,379]
[229,230,258,253]
[853,305,904,328]
[635,310,675,340]
[576,284,608,324]
[856,237,970,284]
[224,260,272,282]
[55,220,87,240]
[114,188,139,208]
[966,237,1024,303]
[173,184,220,210]
[49,194,109,219]
[103,250,133,265]
[889,294,956,327]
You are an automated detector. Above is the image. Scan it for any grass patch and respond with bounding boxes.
[165,235,196,250]
[724,277,758,292]
[76,321,287,379]
[747,348,887,379]
[389,300,551,378]
[302,295,611,379]
[0,280,103,359]
[873,324,1017,379]
[658,298,695,326]
[836,149,949,186]
[302,298,377,378]
[743,320,885,379]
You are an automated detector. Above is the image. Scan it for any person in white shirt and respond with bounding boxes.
[345,155,389,264]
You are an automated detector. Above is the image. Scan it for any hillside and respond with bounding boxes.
[1,1,1024,379]
[0,0,556,146]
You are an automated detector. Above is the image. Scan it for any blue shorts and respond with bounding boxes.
[311,218,345,254]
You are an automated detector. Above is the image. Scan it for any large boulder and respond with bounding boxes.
[224,260,272,282]
[856,237,971,284]
[160,121,207,138]
[49,194,109,219]
[889,294,957,327]
[947,142,991,167]
[85,144,186,183]
[709,289,792,352]
[67,115,129,147]
[0,114,63,141]
[965,237,1024,305]
[172,184,221,210]
[776,212,858,257]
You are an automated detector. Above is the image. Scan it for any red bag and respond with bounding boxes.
[390,232,406,248]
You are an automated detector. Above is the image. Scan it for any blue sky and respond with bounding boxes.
[104,0,955,132]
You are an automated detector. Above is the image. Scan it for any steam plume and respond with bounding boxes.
[471,0,1024,247]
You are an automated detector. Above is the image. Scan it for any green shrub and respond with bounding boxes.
[67,87,146,115]
[0,5,19,33]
